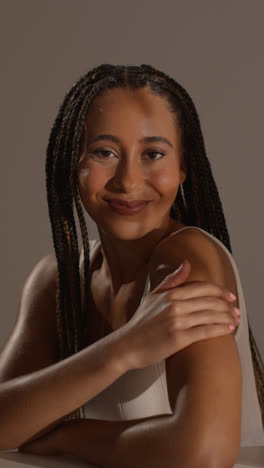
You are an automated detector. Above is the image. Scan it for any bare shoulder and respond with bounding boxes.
[21,251,59,317]
[149,225,239,305]
[26,245,83,308]
[0,252,59,382]
[0,246,84,383]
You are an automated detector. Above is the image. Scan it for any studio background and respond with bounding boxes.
[1,0,263,357]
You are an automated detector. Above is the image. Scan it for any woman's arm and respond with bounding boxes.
[147,228,242,467]
[0,253,128,450]
[0,331,128,451]
[19,414,206,468]
[20,230,241,468]
[20,404,237,468]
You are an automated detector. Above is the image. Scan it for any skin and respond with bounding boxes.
[77,86,187,303]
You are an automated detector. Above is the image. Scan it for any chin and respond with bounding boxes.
[102,228,147,242]
[97,220,152,241]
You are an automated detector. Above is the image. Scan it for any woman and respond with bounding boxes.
[1,64,263,467]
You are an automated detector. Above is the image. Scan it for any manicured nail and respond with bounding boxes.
[229,292,237,300]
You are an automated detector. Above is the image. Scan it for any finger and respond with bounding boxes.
[186,323,236,344]
[166,281,236,303]
[173,308,239,329]
[167,296,235,315]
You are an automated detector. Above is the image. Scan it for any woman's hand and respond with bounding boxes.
[120,259,239,369]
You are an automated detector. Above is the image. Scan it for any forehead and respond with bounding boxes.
[84,86,179,139]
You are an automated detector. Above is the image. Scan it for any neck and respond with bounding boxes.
[97,218,182,296]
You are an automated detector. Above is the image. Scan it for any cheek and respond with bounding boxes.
[78,165,108,197]
[151,166,180,196]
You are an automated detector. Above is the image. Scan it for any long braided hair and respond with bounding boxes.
[46,63,264,422]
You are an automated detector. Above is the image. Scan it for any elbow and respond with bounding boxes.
[174,440,240,468]
[163,454,236,468]
[207,439,240,468]
[161,446,233,468]
[206,453,240,468]
[197,459,238,468]
[186,453,238,468]
[192,427,241,468]
[194,446,240,468]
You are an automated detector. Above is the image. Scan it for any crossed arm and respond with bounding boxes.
[19,229,242,468]
[19,413,207,468]
[19,355,241,468]
[19,331,241,468]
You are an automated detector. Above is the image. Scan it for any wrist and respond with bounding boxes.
[107,325,136,375]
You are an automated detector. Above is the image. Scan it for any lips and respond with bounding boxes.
[106,199,150,208]
[105,199,151,215]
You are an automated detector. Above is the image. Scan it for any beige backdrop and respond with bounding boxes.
[1,0,263,357]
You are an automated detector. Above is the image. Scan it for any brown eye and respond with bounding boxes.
[145,150,165,160]
[93,149,114,158]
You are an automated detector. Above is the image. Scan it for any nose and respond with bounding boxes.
[112,157,145,191]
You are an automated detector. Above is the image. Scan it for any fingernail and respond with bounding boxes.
[229,292,237,300]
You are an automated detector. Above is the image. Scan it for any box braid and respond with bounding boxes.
[45,63,264,424]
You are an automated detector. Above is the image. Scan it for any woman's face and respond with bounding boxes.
[77,86,187,241]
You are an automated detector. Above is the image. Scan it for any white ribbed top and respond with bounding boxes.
[79,226,264,446]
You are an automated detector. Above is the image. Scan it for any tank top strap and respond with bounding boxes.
[166,225,198,237]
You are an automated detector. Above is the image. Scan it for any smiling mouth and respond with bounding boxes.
[105,200,151,215]
[105,199,152,208]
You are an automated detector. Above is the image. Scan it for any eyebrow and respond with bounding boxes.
[86,134,173,149]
